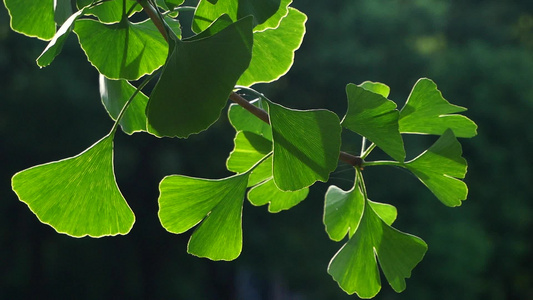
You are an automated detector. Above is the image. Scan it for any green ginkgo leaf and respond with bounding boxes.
[228,101,272,140]
[11,134,135,237]
[4,0,55,40]
[323,184,365,242]
[74,18,168,80]
[227,131,272,186]
[404,129,468,207]
[146,16,253,137]
[37,8,87,67]
[99,75,148,134]
[237,8,307,87]
[193,0,288,32]
[399,78,478,137]
[268,101,342,191]
[342,83,406,162]
[248,178,308,212]
[158,173,249,261]
[328,200,427,298]
[359,81,390,98]
[368,200,397,226]
[76,0,142,24]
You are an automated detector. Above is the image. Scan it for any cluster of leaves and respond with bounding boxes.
[5,0,477,298]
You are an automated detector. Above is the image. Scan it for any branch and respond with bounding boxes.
[229,92,363,168]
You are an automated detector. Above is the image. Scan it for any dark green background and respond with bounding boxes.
[1,0,532,299]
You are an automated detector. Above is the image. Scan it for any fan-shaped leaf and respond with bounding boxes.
[146,16,254,137]
[158,173,249,261]
[248,178,308,212]
[4,0,55,40]
[237,8,307,87]
[228,101,272,140]
[324,184,365,242]
[99,75,148,134]
[74,18,168,80]
[328,200,427,298]
[405,129,468,207]
[268,101,342,191]
[399,78,478,137]
[342,83,405,162]
[11,134,135,237]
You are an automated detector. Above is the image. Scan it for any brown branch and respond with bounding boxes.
[229,92,363,168]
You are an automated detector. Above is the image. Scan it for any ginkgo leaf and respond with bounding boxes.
[99,75,148,134]
[37,8,87,67]
[193,0,289,32]
[76,0,142,24]
[248,178,308,212]
[11,134,135,237]
[368,200,397,226]
[158,173,249,261]
[268,101,342,191]
[227,131,272,186]
[404,129,468,207]
[328,200,427,298]
[228,101,272,140]
[237,8,307,87]
[342,83,405,162]
[146,16,254,137]
[74,18,168,80]
[359,81,390,98]
[323,184,365,242]
[4,0,55,40]
[399,78,478,137]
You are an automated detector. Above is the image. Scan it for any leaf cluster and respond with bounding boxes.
[4,0,477,298]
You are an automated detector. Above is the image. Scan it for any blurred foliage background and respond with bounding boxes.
[1,0,532,299]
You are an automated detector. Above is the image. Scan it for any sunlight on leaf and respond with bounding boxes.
[268,101,341,191]
[328,200,427,298]
[193,0,290,32]
[37,8,87,67]
[324,184,365,242]
[11,134,135,237]
[74,18,168,80]
[248,178,308,212]
[237,8,307,87]
[158,173,249,261]
[4,0,55,40]
[99,75,148,134]
[399,78,478,137]
[405,129,468,207]
[227,131,272,186]
[359,81,390,98]
[228,101,272,140]
[342,83,405,162]
[76,0,142,24]
[146,16,253,137]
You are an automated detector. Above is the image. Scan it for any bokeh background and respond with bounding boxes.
[1,0,532,299]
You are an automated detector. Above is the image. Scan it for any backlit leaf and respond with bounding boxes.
[342,83,405,162]
[237,8,307,87]
[158,173,249,261]
[404,129,468,207]
[11,134,135,237]
[323,184,365,242]
[248,178,308,212]
[228,101,272,140]
[146,16,253,137]
[359,81,390,98]
[193,0,289,32]
[99,75,148,134]
[268,101,341,191]
[37,8,87,67]
[4,0,55,40]
[328,200,427,298]
[399,78,478,137]
[227,131,272,186]
[76,0,142,24]
[74,18,168,80]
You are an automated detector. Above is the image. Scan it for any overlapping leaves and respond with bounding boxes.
[146,16,254,137]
